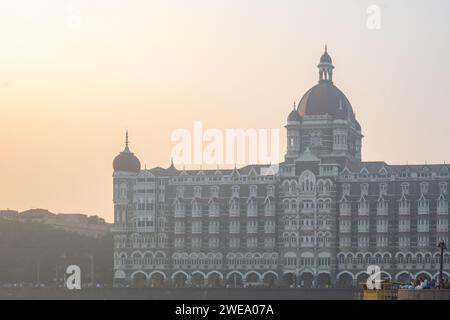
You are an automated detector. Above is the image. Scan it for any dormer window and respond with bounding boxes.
[400,170,410,178]
[439,167,450,177]
[378,168,388,179]
[418,168,432,178]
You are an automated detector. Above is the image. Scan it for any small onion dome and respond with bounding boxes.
[113,131,141,173]
[320,44,332,64]
[287,109,301,122]
[320,51,332,64]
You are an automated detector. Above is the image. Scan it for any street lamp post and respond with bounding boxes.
[437,240,447,289]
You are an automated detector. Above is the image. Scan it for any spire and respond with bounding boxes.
[167,157,177,171]
[124,130,130,152]
[293,101,296,110]
[325,43,327,52]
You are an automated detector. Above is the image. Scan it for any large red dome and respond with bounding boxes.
[297,81,356,122]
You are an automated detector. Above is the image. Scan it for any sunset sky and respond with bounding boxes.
[1,0,450,222]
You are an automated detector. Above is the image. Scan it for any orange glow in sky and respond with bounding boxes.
[1,0,450,221]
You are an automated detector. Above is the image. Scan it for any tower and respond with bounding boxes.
[289,46,363,162]
[112,131,141,226]
[285,102,302,161]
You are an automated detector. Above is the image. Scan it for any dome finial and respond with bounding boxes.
[325,43,327,52]
[167,157,177,171]
[124,130,130,152]
[293,101,296,110]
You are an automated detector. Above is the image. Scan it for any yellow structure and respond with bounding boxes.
[358,280,401,300]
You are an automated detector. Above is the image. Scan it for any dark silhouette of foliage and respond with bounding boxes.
[0,219,113,285]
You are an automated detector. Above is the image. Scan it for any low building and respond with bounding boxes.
[0,210,19,220]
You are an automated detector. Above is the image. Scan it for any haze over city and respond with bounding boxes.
[1,0,450,222]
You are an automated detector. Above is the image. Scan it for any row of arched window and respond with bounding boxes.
[226,252,279,266]
[337,252,450,265]
[114,234,167,248]
[114,251,167,266]
[281,179,333,195]
[172,252,223,266]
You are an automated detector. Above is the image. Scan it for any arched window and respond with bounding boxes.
[299,171,316,193]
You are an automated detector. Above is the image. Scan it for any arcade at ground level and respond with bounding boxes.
[113,270,450,288]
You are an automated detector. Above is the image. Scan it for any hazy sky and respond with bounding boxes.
[1,0,450,222]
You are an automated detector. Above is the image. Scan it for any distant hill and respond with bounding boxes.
[0,219,113,285]
[0,208,111,238]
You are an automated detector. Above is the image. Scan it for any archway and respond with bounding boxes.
[415,272,432,282]
[245,272,261,287]
[317,273,331,288]
[132,272,147,288]
[281,272,296,287]
[149,272,165,288]
[191,273,205,288]
[337,272,354,289]
[356,272,369,287]
[262,272,277,288]
[227,272,243,288]
[380,272,392,282]
[397,272,412,284]
[207,272,223,288]
[299,272,314,288]
[173,272,188,288]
